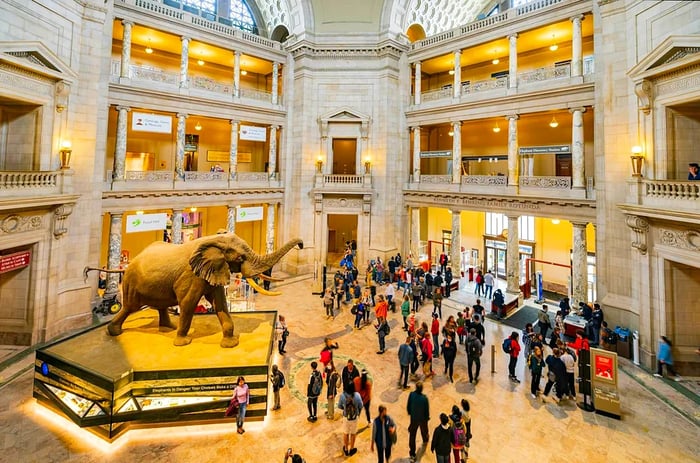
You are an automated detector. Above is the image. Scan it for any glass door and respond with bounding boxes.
[485,240,507,280]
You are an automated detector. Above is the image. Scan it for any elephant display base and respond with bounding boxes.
[33,309,277,441]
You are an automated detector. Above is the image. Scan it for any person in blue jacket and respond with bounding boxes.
[654,336,682,381]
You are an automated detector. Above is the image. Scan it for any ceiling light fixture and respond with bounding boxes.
[549,116,559,128]
[449,69,455,75]
[195,121,202,131]
[549,34,558,51]
[145,39,153,54]
[448,131,454,137]
[240,70,248,76]
[492,123,501,133]
[492,50,499,65]
[197,59,205,66]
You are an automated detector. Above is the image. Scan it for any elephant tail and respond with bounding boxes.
[83,266,125,282]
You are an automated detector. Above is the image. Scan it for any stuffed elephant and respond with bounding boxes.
[85,233,303,348]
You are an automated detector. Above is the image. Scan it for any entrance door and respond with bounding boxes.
[556,154,572,177]
[485,246,507,280]
[332,139,357,175]
[326,214,358,267]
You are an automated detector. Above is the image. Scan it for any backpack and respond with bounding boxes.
[502,338,512,354]
[310,371,323,396]
[344,394,359,420]
[467,338,481,358]
[453,422,467,447]
[277,371,286,389]
[383,322,391,335]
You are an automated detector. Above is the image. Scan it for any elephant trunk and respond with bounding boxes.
[241,238,303,277]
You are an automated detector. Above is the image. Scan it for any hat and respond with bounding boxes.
[361,369,367,374]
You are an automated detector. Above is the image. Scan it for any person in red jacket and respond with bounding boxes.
[567,329,590,355]
[507,331,521,383]
[375,294,388,320]
[431,313,440,358]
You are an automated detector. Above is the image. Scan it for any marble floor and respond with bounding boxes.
[0,276,698,463]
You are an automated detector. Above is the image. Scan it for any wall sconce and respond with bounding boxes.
[630,146,644,177]
[364,157,372,174]
[549,116,559,128]
[316,156,323,173]
[190,207,198,212]
[551,219,560,225]
[136,210,144,215]
[59,141,72,169]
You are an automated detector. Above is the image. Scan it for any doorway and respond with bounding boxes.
[332,138,357,175]
[485,244,507,280]
[327,214,358,267]
[556,154,572,177]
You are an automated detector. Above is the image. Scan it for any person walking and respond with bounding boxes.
[430,413,453,463]
[338,382,363,457]
[432,289,443,319]
[543,348,567,403]
[444,267,453,298]
[537,304,553,341]
[232,376,250,434]
[407,381,430,462]
[506,331,521,383]
[528,345,545,399]
[483,270,495,300]
[421,331,435,378]
[276,315,289,355]
[307,361,323,422]
[466,328,483,384]
[474,270,484,297]
[323,288,335,318]
[354,369,373,427]
[654,336,682,381]
[385,282,395,307]
[398,335,414,389]
[370,405,396,463]
[342,359,360,391]
[441,333,457,382]
[270,364,284,411]
[325,361,340,419]
[449,405,469,463]
[431,313,440,359]
[412,281,422,312]
[376,315,390,354]
[401,294,411,331]
[320,337,339,370]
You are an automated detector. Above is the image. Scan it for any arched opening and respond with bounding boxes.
[406,23,426,43]
[271,25,290,43]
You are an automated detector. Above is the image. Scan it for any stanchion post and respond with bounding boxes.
[491,344,496,373]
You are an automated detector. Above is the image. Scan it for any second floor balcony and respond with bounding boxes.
[105,170,281,192]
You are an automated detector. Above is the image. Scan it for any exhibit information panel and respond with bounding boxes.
[590,347,621,418]
[33,310,277,441]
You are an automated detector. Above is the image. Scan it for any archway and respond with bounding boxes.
[270,24,289,42]
[406,23,426,43]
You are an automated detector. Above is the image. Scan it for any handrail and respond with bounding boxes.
[643,179,700,199]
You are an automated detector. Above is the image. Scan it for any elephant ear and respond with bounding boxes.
[190,241,231,286]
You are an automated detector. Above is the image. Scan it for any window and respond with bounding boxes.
[485,213,534,241]
[230,0,256,33]
[183,0,215,14]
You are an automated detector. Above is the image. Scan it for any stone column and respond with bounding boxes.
[451,121,462,184]
[450,210,462,276]
[268,125,278,176]
[266,203,276,253]
[410,207,421,262]
[175,113,187,180]
[233,51,241,98]
[114,106,130,180]
[570,107,586,189]
[508,34,518,89]
[571,15,584,77]
[229,120,239,179]
[413,61,421,105]
[106,212,123,295]
[271,62,279,104]
[412,126,421,182]
[172,209,183,244]
[179,36,190,88]
[453,50,461,98]
[506,114,519,186]
[571,222,588,306]
[120,21,133,79]
[506,214,520,294]
[227,205,237,233]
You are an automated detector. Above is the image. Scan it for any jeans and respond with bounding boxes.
[408,420,429,457]
[432,334,439,357]
[530,372,541,395]
[468,356,481,382]
[278,335,287,353]
[566,372,576,397]
[403,315,408,330]
[307,396,318,417]
[400,364,410,388]
[363,400,371,422]
[484,284,493,299]
[508,356,517,378]
[413,296,420,311]
[377,445,392,463]
[657,361,678,377]
[444,357,454,380]
[379,333,386,351]
[237,402,247,428]
[354,313,363,328]
[436,454,450,463]
[538,321,549,340]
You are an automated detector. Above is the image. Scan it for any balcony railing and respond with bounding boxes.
[323,174,364,185]
[239,87,272,102]
[420,175,452,184]
[518,64,570,85]
[644,180,700,200]
[0,170,73,197]
[315,173,371,189]
[461,175,508,186]
[422,87,453,102]
[107,170,280,191]
[519,176,572,189]
[462,76,508,94]
[191,75,233,95]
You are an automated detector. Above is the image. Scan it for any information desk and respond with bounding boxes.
[33,310,276,441]
[564,314,587,338]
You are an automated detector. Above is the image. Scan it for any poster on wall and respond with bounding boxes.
[236,206,263,222]
[0,250,31,274]
[239,125,267,142]
[594,353,615,382]
[126,213,168,233]
[132,112,173,134]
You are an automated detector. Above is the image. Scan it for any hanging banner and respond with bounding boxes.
[126,213,168,233]
[132,112,173,134]
[239,125,267,142]
[236,206,264,222]
[0,250,31,274]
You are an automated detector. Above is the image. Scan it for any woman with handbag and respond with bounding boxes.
[370,405,396,463]
[232,376,250,434]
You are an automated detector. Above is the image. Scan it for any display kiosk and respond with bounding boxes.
[33,310,277,441]
[590,347,621,419]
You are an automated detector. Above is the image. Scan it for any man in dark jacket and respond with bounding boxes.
[406,381,430,461]
[430,413,453,462]
[543,348,567,403]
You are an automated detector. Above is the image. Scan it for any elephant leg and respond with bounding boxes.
[212,288,238,348]
[157,307,177,331]
[174,295,199,346]
[107,285,133,336]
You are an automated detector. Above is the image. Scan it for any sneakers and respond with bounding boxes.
[307,416,317,422]
[531,393,537,399]
[348,448,357,456]
[653,373,662,378]
[674,376,682,382]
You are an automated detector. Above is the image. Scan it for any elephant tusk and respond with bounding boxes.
[246,278,282,296]
[258,273,283,282]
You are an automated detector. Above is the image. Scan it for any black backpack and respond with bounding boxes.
[310,371,322,396]
[344,394,359,420]
[467,338,481,358]
[278,371,285,389]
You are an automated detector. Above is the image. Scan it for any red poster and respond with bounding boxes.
[595,355,614,381]
[0,250,31,274]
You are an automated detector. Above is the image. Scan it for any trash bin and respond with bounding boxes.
[615,326,631,359]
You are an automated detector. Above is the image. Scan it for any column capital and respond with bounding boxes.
[115,105,130,112]
[508,33,518,40]
[411,125,421,131]
[451,120,462,128]
[234,50,242,57]
[453,49,462,55]
[451,208,462,215]
[172,208,183,213]
[570,221,589,229]
[121,20,134,27]
[230,119,240,125]
[570,14,585,23]
[180,36,190,43]
[176,112,188,119]
[569,107,587,114]
[412,60,421,67]
[270,124,280,131]
[505,213,520,220]
[109,211,124,218]
[505,114,519,121]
